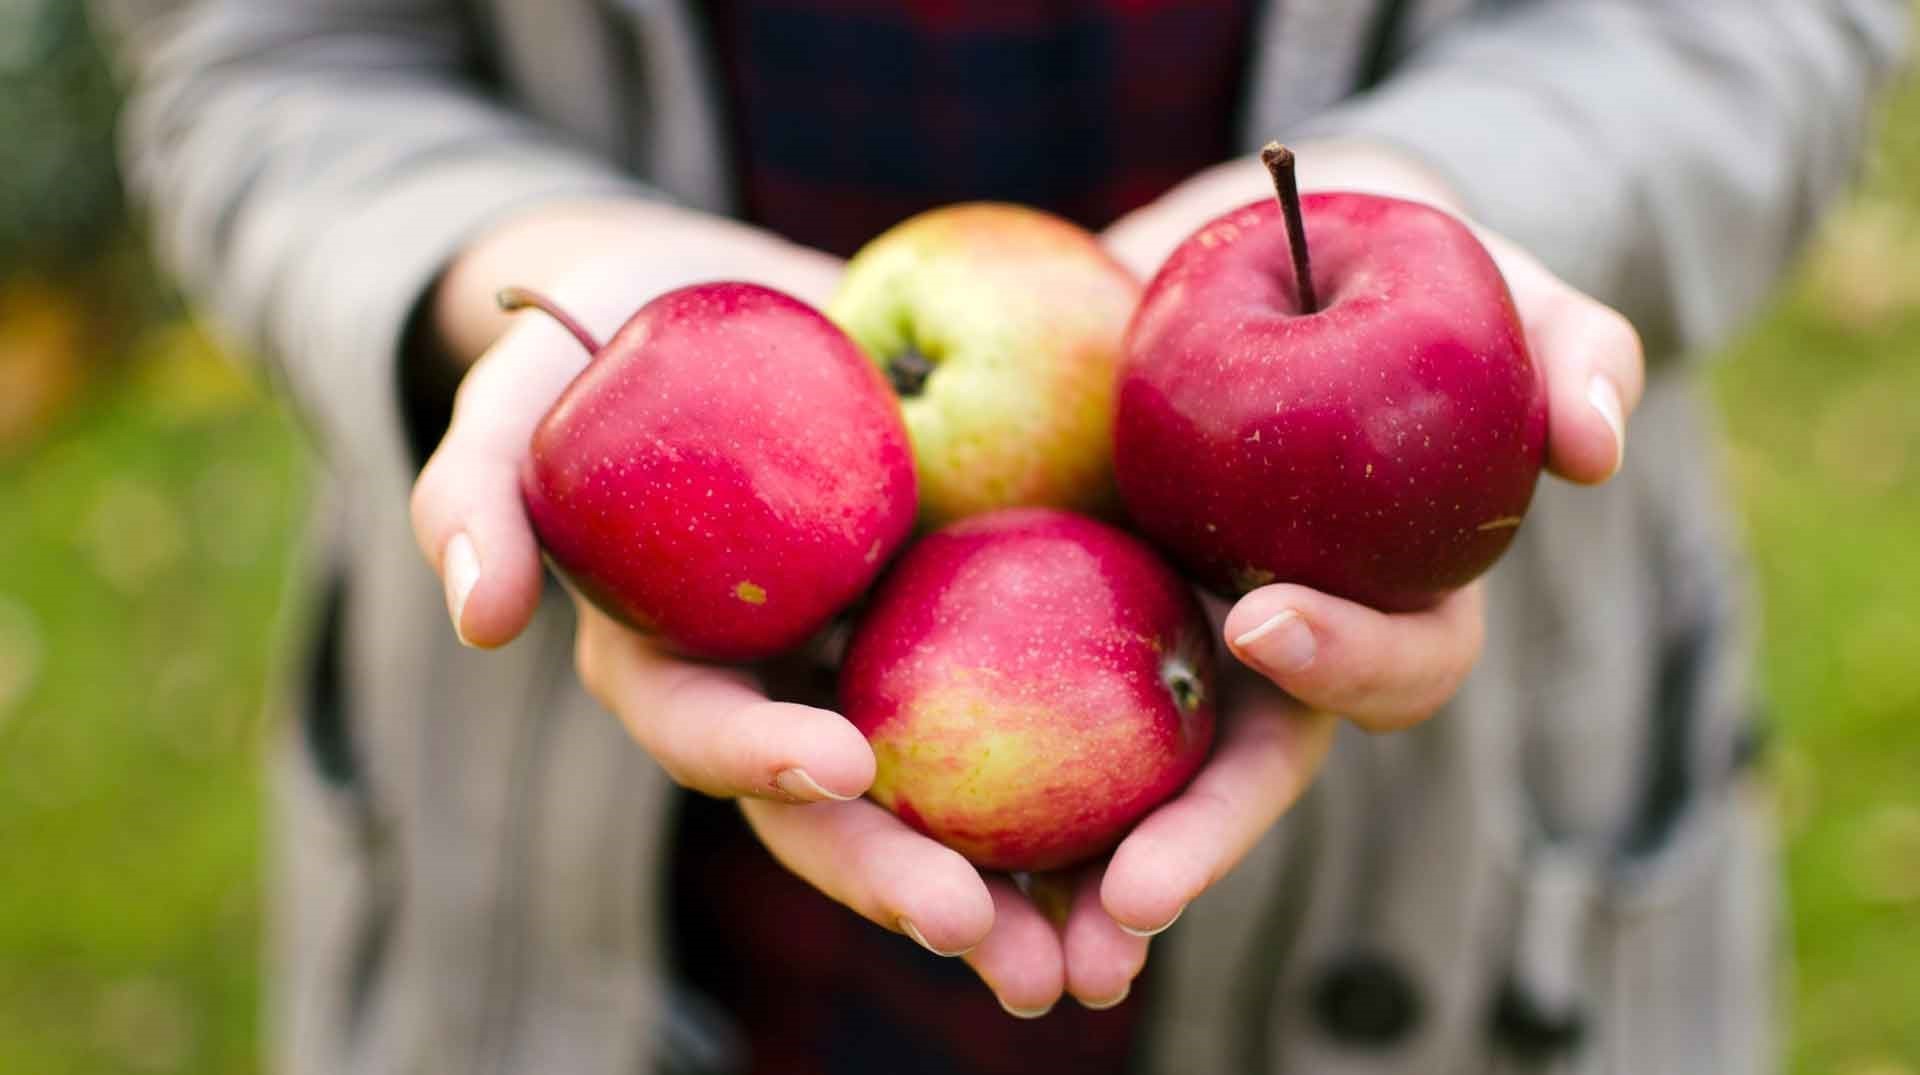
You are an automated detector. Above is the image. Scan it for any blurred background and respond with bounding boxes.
[0,4,1914,1073]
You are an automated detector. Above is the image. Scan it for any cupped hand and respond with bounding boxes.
[1101,137,1644,721]
[405,201,1016,1004]
[407,204,880,794]
[1055,139,1649,1006]
[409,199,842,648]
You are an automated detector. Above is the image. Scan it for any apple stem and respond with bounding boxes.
[497,287,603,354]
[1260,142,1319,315]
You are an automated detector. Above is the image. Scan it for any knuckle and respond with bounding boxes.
[448,363,489,421]
[1523,280,1581,337]
[1327,653,1392,710]
[408,462,446,540]
[1595,307,1644,371]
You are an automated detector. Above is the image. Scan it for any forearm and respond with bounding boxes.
[1298,0,1910,357]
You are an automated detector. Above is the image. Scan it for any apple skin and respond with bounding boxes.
[829,204,1141,528]
[522,283,916,662]
[840,508,1216,873]
[1114,194,1547,611]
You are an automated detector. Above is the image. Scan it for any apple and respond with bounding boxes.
[1114,144,1547,611]
[829,204,1141,527]
[840,508,1215,873]
[512,282,916,662]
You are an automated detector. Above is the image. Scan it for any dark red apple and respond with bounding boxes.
[514,282,916,662]
[1115,145,1547,611]
[840,508,1215,873]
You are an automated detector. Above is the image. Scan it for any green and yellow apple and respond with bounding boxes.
[829,204,1141,527]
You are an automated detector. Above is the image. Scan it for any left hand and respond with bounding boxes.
[1043,139,1647,1006]
[968,583,1484,1010]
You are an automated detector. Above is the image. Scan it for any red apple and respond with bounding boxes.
[840,508,1215,872]
[1115,145,1547,611]
[514,283,916,662]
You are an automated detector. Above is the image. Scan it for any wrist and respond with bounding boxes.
[426,199,835,370]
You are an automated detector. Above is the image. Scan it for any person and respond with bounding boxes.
[96,1,1906,1072]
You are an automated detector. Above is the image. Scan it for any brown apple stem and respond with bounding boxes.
[1260,141,1319,315]
[497,286,603,354]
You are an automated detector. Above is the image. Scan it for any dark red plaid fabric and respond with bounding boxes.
[672,793,1153,1075]
[674,3,1254,1072]
[701,0,1256,257]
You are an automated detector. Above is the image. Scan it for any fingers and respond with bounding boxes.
[1533,289,1645,484]
[740,796,997,961]
[1101,688,1334,935]
[409,317,594,648]
[573,604,875,801]
[742,798,1070,1019]
[1221,583,1484,732]
[1061,866,1148,1010]
[1480,235,1646,485]
[964,878,1069,1018]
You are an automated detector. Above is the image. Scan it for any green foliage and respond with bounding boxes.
[1710,83,1920,1069]
[0,0,127,275]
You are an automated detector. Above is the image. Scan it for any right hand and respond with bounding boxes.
[409,198,843,647]
[408,201,1112,1014]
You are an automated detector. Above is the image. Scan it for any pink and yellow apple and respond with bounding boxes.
[829,204,1141,527]
[839,508,1216,873]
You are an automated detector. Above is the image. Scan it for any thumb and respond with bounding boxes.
[409,313,593,647]
[1476,233,1645,486]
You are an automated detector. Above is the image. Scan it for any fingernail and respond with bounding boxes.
[1119,904,1185,938]
[775,767,856,803]
[899,917,971,958]
[443,533,480,647]
[1231,610,1316,675]
[1000,997,1055,1020]
[1587,375,1626,478]
[1080,983,1131,1011]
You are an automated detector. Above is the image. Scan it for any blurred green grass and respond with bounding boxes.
[0,59,1916,1075]
[1711,73,1920,1069]
[0,320,304,1074]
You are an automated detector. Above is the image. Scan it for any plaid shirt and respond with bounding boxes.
[678,2,1253,1072]
[703,0,1256,257]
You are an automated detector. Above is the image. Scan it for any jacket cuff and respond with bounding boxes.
[267,146,646,482]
